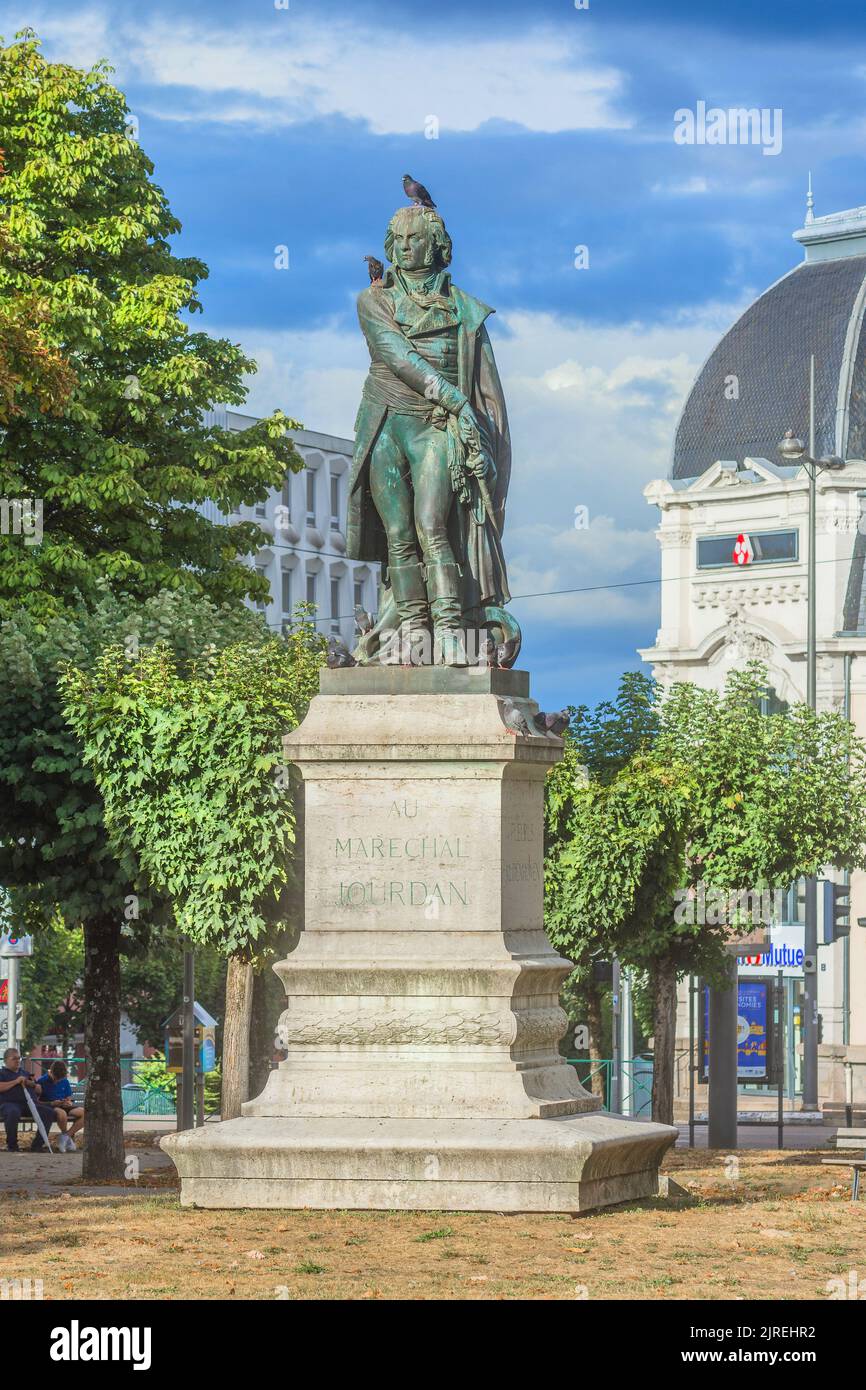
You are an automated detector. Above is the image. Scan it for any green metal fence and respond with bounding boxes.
[567,1056,654,1116]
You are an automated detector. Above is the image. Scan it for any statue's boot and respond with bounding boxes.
[428,562,468,666]
[388,560,431,665]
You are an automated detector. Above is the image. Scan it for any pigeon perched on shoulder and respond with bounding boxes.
[326,636,356,669]
[403,174,436,209]
[364,255,384,284]
[499,698,532,738]
[354,605,374,635]
[533,709,570,738]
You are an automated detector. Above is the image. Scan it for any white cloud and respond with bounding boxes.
[225,320,367,440]
[10,7,631,135]
[651,176,709,196]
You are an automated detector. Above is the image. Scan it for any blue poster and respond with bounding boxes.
[736,981,769,1079]
[701,979,770,1082]
[200,1036,216,1074]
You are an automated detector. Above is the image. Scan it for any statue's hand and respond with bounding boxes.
[469,449,494,482]
[457,402,481,447]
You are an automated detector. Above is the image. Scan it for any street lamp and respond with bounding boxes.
[777,353,848,1116]
[778,430,844,469]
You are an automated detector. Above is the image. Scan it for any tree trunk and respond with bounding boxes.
[651,954,679,1126]
[584,982,607,1103]
[248,968,275,1100]
[82,914,125,1181]
[221,953,254,1120]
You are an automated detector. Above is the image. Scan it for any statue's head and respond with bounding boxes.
[384,205,452,273]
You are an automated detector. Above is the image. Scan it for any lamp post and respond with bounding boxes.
[777,353,845,1114]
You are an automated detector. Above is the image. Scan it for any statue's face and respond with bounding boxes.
[391,220,433,272]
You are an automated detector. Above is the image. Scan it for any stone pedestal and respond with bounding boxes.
[163,668,675,1210]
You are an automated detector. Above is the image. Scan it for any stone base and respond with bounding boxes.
[162,1113,677,1213]
[162,667,677,1214]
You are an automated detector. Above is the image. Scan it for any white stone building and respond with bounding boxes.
[640,198,866,1115]
[202,410,377,649]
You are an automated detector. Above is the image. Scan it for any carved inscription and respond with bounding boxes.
[336,800,469,910]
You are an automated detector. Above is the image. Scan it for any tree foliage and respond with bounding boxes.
[0,589,267,927]
[546,665,866,981]
[61,615,326,958]
[0,30,302,620]
[544,665,866,1121]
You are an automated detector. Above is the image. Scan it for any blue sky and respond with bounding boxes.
[7,0,866,709]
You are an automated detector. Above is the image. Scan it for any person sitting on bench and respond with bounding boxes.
[37,1061,83,1152]
[0,1048,57,1153]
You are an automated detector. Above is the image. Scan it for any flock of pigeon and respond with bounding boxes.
[364,176,437,284]
[500,701,569,740]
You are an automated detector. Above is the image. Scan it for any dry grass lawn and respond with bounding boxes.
[2,1147,864,1300]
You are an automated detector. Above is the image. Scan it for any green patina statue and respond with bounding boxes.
[347,202,520,666]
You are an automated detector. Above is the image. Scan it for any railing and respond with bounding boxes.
[567,1056,654,1116]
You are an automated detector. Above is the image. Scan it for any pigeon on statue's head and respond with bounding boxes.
[403,174,436,209]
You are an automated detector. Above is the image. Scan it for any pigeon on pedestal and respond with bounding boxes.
[533,709,570,738]
[354,606,374,635]
[499,699,532,738]
[327,637,356,669]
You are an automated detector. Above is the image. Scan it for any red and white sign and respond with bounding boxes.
[0,934,33,957]
[732,534,753,565]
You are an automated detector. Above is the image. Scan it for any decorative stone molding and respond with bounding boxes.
[694,580,803,609]
[657,528,692,549]
[277,1005,568,1050]
[718,606,775,662]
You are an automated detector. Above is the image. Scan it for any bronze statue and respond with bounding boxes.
[347,199,520,666]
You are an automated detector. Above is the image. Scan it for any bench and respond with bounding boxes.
[833,1127,866,1151]
[822,1158,866,1201]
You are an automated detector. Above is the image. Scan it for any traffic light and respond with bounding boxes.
[822,879,851,942]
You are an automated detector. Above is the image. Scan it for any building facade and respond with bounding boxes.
[640,198,866,1115]
[202,409,377,649]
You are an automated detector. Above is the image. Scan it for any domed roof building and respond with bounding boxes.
[672,204,866,485]
[641,194,866,1115]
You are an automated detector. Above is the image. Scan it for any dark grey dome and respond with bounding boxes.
[672,255,866,480]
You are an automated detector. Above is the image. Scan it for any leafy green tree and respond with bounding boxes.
[0,144,77,423]
[0,28,306,1178]
[0,30,302,620]
[0,590,267,1177]
[545,675,664,1096]
[61,616,325,1117]
[545,666,866,1124]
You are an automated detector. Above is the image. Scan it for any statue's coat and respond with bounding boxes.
[347,270,512,610]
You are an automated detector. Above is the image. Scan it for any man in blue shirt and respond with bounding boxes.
[37,1060,83,1152]
[0,1047,56,1152]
